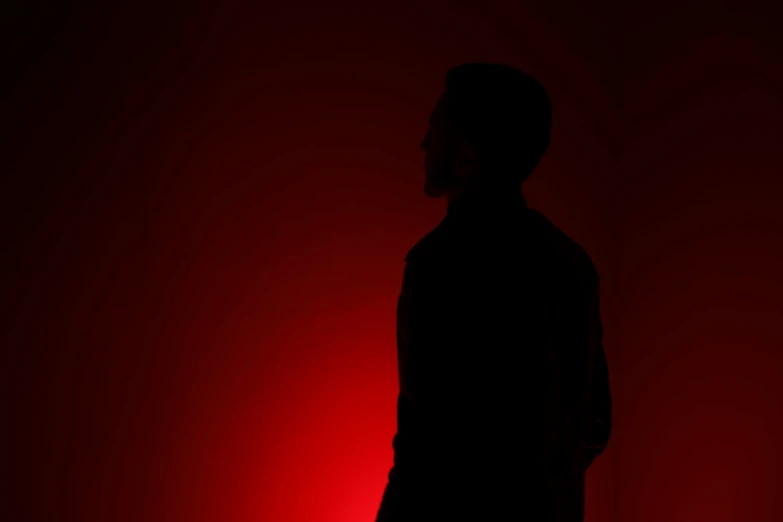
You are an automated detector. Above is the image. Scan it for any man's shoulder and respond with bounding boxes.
[402,208,599,282]
[403,218,451,264]
[526,209,599,281]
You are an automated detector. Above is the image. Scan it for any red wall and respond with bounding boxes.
[3,2,779,521]
[613,4,783,520]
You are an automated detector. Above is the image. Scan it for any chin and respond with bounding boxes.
[424,181,446,199]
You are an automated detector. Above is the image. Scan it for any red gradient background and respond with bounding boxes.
[3,2,781,521]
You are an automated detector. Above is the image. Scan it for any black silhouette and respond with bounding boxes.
[375,63,611,521]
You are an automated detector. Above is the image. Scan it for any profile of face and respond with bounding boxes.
[420,93,477,199]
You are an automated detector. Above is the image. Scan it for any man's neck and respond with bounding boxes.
[445,183,526,217]
[447,181,521,205]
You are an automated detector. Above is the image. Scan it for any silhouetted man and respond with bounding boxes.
[375,63,611,522]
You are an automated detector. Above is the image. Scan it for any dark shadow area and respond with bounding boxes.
[375,63,611,522]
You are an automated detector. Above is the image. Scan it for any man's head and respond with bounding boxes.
[421,63,552,199]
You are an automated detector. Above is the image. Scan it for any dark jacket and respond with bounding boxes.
[376,189,611,522]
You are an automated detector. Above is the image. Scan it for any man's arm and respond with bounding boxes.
[388,255,427,475]
[584,277,612,469]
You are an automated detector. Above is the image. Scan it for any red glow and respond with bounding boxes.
[3,3,781,522]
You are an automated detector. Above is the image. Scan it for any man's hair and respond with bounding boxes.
[444,62,552,184]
